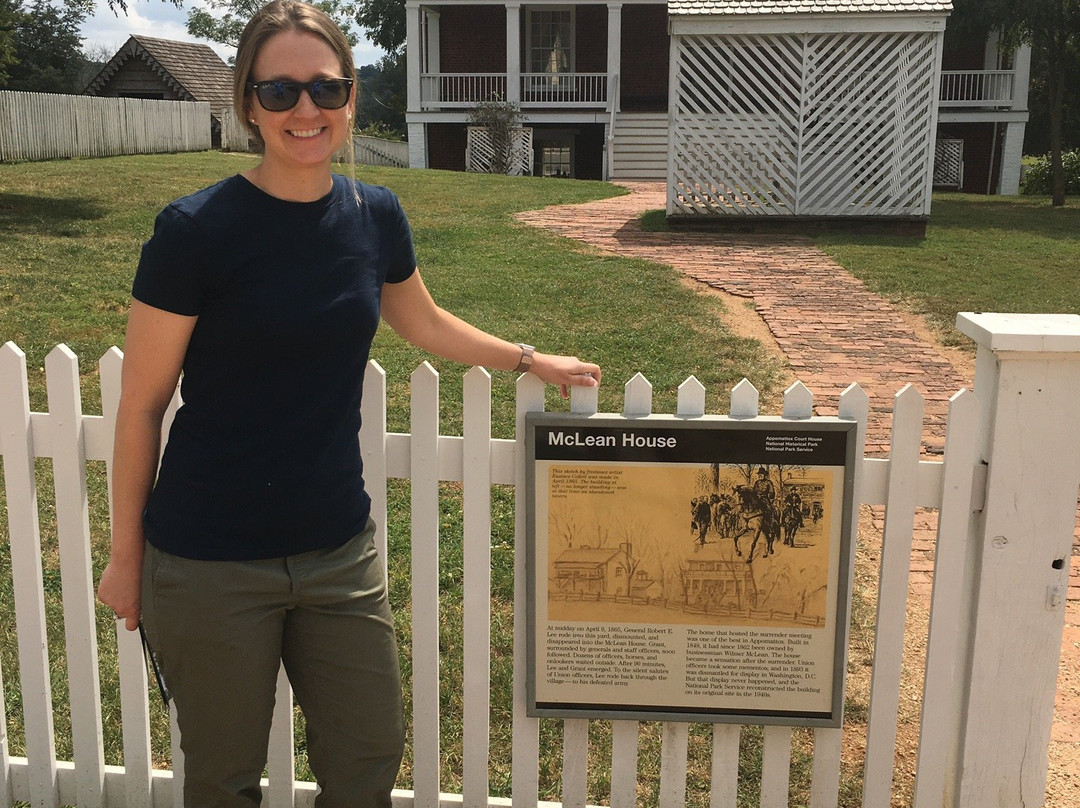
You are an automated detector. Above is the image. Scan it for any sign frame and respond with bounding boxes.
[525,412,859,728]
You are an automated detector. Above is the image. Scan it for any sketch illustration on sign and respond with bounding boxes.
[546,463,833,628]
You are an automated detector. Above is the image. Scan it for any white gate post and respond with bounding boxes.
[952,312,1080,808]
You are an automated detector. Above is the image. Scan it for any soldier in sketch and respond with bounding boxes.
[782,487,805,547]
[691,496,712,547]
[733,467,780,562]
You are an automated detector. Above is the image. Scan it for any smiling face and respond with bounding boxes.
[246,29,355,177]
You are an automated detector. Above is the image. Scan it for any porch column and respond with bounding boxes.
[951,313,1080,808]
[426,9,440,75]
[408,122,427,169]
[506,3,521,104]
[998,121,1026,194]
[607,2,622,112]
[406,0,422,112]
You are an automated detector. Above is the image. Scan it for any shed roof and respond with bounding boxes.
[553,547,624,565]
[669,0,951,15]
[85,35,234,122]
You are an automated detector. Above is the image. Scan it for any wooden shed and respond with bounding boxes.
[85,36,234,149]
[666,0,950,231]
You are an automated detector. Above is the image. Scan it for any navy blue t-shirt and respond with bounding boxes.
[132,174,416,560]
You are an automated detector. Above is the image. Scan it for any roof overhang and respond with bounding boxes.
[669,12,948,35]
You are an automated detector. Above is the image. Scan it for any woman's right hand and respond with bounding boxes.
[98,553,143,631]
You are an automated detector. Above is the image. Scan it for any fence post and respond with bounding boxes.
[952,312,1080,808]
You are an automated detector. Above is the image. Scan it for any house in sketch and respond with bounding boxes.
[404,0,1030,213]
[552,543,642,597]
[683,547,756,610]
[85,36,234,148]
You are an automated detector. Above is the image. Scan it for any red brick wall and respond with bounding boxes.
[620,5,669,111]
[937,122,1001,194]
[427,123,468,172]
[574,7,607,74]
[439,7,506,72]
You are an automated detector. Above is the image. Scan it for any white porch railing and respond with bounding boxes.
[2,312,1079,808]
[420,73,508,109]
[520,73,608,107]
[419,73,608,109]
[938,70,1016,108]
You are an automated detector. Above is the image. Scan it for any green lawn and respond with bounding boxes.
[815,194,1080,346]
[0,152,789,807]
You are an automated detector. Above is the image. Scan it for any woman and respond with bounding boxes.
[96,3,601,806]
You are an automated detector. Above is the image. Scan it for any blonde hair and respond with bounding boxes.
[234,0,359,187]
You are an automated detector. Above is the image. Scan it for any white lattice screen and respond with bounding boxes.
[670,31,941,217]
[933,137,964,188]
[465,126,533,176]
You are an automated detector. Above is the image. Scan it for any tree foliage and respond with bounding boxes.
[356,50,405,136]
[951,0,1080,205]
[0,0,94,93]
[186,0,364,50]
[353,0,403,55]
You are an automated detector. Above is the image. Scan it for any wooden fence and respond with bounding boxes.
[0,92,211,162]
[1,312,1079,808]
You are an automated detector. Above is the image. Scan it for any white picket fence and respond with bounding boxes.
[1,312,1079,808]
[0,92,211,162]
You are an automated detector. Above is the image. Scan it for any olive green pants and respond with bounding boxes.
[141,520,404,808]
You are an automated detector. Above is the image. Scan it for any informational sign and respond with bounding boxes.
[525,413,858,727]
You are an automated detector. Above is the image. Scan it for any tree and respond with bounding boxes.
[0,0,19,86]
[1,0,93,93]
[186,0,364,50]
[356,51,405,136]
[951,0,1080,206]
[353,0,403,55]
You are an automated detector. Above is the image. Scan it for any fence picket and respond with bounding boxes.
[677,376,706,417]
[862,385,925,808]
[912,389,980,808]
[760,725,794,808]
[608,378,649,808]
[410,363,442,808]
[267,664,295,808]
[610,721,638,808]
[1,656,10,808]
[99,349,155,808]
[710,724,739,808]
[729,379,758,418]
[782,381,813,419]
[810,383,869,808]
[169,707,184,808]
[0,343,59,808]
[360,362,390,569]
[45,346,106,808]
[623,373,653,417]
[512,374,546,808]
[561,720,588,808]
[462,367,492,807]
[658,377,703,808]
[659,722,689,808]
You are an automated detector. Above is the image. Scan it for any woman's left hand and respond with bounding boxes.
[529,353,602,398]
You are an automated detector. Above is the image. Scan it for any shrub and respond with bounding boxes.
[467,95,525,174]
[1020,149,1080,195]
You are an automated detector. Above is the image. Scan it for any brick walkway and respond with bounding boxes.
[514,182,1080,771]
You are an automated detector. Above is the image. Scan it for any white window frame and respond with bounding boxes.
[526,6,576,77]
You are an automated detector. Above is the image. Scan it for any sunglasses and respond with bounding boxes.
[247,77,354,112]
